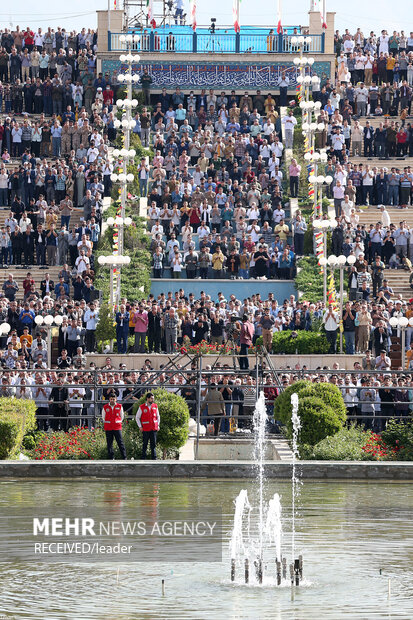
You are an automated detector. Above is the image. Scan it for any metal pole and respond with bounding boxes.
[117,48,133,305]
[323,230,327,306]
[195,355,202,460]
[402,328,406,370]
[339,265,344,353]
[109,266,115,352]
[110,266,114,310]
[47,326,52,369]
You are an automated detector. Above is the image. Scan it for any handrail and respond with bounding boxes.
[109,31,325,55]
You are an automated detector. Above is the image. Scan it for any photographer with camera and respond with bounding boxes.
[239,314,254,370]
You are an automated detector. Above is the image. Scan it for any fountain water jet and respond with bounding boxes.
[291,393,301,563]
[229,392,303,586]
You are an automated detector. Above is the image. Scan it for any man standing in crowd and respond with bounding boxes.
[102,391,127,460]
[136,392,160,460]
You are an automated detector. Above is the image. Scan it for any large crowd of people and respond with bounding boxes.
[0,21,411,433]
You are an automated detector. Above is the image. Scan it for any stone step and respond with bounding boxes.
[0,266,70,300]
[0,208,84,231]
[347,157,413,168]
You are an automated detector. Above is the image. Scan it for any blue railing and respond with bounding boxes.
[109,29,325,55]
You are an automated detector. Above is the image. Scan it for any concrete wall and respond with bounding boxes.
[308,11,336,55]
[150,279,297,303]
[3,461,413,479]
[196,439,280,461]
[97,10,123,54]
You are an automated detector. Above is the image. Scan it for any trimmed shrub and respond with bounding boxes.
[310,383,347,425]
[295,396,345,446]
[273,380,309,425]
[132,388,190,456]
[273,380,346,446]
[256,331,329,354]
[301,426,377,461]
[0,398,37,459]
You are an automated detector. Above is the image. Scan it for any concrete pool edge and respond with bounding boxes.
[1,461,413,479]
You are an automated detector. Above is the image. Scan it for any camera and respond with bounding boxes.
[209,18,216,34]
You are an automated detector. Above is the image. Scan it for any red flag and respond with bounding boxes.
[277,0,282,34]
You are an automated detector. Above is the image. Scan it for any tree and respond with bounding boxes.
[273,380,346,445]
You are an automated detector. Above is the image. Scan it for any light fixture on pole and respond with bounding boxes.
[0,322,11,345]
[308,168,333,218]
[114,37,141,303]
[98,255,131,310]
[34,314,63,367]
[292,37,317,124]
[328,254,356,353]
[313,218,337,306]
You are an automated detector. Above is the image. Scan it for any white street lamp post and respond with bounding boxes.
[34,314,64,367]
[97,254,131,310]
[314,218,337,307]
[307,164,333,218]
[291,37,315,123]
[114,34,140,302]
[327,254,357,353]
[389,316,410,369]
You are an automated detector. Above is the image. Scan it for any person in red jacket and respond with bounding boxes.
[135,392,160,460]
[102,391,127,460]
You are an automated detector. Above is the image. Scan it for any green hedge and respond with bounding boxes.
[273,381,347,446]
[300,425,375,460]
[132,388,190,456]
[257,330,329,354]
[0,398,37,459]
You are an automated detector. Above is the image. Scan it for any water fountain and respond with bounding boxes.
[230,392,303,586]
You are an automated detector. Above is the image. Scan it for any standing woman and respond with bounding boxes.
[75,165,86,207]
[65,169,75,203]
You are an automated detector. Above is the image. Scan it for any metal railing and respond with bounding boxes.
[5,362,413,419]
[109,31,325,55]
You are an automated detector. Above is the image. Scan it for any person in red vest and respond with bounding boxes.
[135,392,160,460]
[102,391,127,460]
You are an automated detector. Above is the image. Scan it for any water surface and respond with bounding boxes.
[0,479,412,620]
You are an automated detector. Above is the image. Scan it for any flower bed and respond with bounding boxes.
[30,428,107,460]
[361,433,398,461]
[175,338,258,356]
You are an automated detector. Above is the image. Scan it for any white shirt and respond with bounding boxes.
[282,115,297,129]
[323,310,339,330]
[379,35,389,54]
[75,255,90,274]
[382,209,391,227]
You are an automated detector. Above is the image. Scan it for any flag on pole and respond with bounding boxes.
[189,0,197,31]
[327,274,339,310]
[146,0,156,28]
[320,0,327,29]
[233,0,240,33]
[277,0,282,34]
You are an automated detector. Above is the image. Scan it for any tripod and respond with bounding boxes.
[210,335,238,371]
[206,32,222,53]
